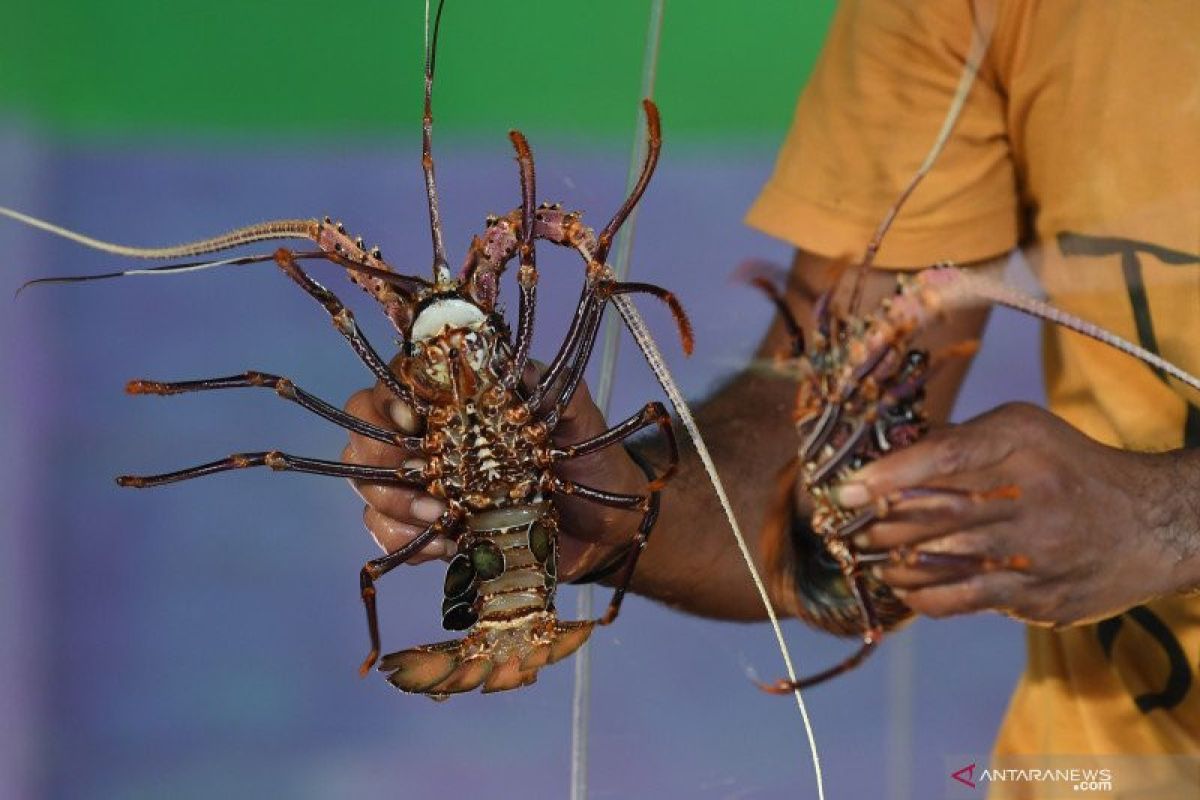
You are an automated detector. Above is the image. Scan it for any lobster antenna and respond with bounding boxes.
[14,247,428,299]
[937,266,1200,392]
[848,0,998,312]
[15,252,285,296]
[422,0,451,284]
[0,205,317,260]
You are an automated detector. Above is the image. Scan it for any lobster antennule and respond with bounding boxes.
[378,619,595,698]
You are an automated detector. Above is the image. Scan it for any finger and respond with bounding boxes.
[348,462,447,524]
[898,571,1025,619]
[363,505,454,563]
[837,422,1016,505]
[370,378,422,434]
[343,390,416,473]
[852,483,1020,550]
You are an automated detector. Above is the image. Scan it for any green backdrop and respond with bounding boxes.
[0,1,835,139]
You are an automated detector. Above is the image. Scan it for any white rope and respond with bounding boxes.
[573,4,666,799]
[613,295,826,800]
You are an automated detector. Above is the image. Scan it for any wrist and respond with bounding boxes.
[1141,448,1200,595]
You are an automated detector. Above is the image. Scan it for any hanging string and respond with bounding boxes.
[571,4,666,799]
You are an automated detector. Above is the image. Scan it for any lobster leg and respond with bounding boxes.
[856,548,1030,573]
[538,278,693,424]
[599,484,661,626]
[126,372,421,447]
[596,279,694,355]
[760,561,884,693]
[550,476,661,626]
[748,276,805,357]
[594,99,662,264]
[541,302,608,421]
[117,452,426,488]
[551,477,648,512]
[550,401,679,491]
[272,248,418,409]
[551,405,679,623]
[508,130,539,382]
[358,508,464,676]
[527,292,602,408]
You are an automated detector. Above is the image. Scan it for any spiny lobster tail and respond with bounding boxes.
[422,0,451,283]
[379,620,595,698]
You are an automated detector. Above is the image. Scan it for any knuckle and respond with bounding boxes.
[996,402,1041,435]
[932,436,969,474]
[344,388,373,415]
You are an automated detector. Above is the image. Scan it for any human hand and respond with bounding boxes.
[834,402,1197,626]
[342,366,651,580]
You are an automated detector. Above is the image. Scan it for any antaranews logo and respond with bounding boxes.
[951,763,977,789]
[945,756,1125,796]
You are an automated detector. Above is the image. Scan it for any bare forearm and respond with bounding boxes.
[625,368,800,620]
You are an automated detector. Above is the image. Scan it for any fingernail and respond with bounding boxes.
[892,587,909,598]
[411,496,446,523]
[402,457,427,470]
[852,533,870,550]
[869,565,883,581]
[389,400,417,433]
[834,482,871,508]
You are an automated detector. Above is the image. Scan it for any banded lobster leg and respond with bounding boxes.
[126,372,421,448]
[553,402,680,624]
[358,508,466,676]
[271,249,421,410]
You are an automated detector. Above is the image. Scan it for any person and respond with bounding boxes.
[343,0,1199,795]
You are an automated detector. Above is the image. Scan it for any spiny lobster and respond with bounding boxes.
[3,0,691,698]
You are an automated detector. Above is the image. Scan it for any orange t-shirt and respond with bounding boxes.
[747,0,1200,796]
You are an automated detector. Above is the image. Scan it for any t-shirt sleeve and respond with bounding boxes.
[746,0,1020,268]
